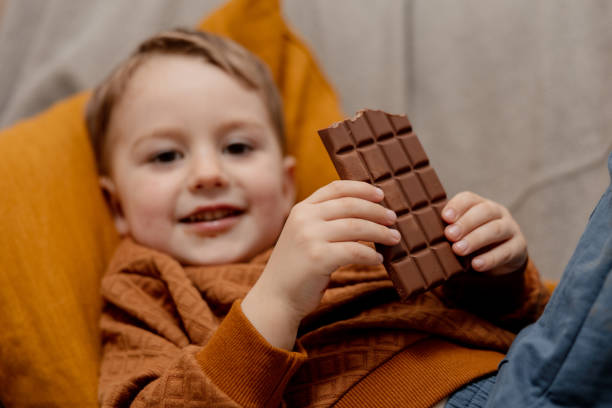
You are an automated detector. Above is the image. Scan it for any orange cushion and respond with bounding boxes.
[0,93,119,407]
[0,0,342,406]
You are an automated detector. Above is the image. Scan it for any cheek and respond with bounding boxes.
[122,178,174,231]
[241,164,289,220]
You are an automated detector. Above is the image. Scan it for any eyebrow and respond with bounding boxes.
[214,119,267,136]
[131,127,186,151]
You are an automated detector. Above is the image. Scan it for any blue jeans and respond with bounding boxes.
[449,151,612,408]
[446,374,496,407]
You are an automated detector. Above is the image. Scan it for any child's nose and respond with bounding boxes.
[187,157,229,191]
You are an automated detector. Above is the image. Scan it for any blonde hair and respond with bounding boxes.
[85,28,285,174]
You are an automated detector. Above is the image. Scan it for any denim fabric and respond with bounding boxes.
[445,375,496,408]
[484,152,612,407]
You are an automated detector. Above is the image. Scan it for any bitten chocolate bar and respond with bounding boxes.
[318,109,465,299]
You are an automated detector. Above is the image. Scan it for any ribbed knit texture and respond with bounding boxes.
[99,238,549,407]
[197,303,307,407]
[335,339,502,408]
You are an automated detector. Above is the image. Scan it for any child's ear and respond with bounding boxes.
[282,155,297,210]
[99,176,129,236]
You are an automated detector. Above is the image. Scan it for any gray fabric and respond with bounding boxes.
[0,0,223,126]
[1,0,610,281]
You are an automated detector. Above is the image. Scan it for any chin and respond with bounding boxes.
[176,245,255,266]
[171,229,279,266]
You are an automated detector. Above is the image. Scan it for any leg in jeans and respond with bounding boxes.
[485,152,612,407]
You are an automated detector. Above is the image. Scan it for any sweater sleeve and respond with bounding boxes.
[196,302,307,407]
[440,257,551,332]
[99,301,306,408]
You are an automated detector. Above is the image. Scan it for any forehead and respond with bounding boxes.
[124,55,266,116]
[106,55,277,146]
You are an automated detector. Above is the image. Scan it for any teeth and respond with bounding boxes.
[186,209,237,222]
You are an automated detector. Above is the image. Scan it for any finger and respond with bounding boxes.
[441,191,484,224]
[329,241,383,268]
[444,201,503,242]
[324,218,401,246]
[470,237,526,272]
[317,197,397,226]
[305,180,383,205]
[451,218,513,256]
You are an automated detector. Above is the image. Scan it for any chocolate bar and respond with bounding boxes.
[318,109,465,299]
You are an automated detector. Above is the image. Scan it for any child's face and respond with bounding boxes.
[101,55,295,265]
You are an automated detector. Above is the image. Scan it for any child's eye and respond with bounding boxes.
[150,150,183,163]
[224,142,253,155]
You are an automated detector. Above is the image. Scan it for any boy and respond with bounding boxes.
[88,28,547,407]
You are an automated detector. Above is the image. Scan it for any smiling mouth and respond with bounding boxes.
[179,208,244,223]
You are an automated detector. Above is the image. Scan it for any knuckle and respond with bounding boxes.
[347,244,363,259]
[493,248,510,266]
[461,191,478,202]
[345,218,360,232]
[518,237,527,252]
[293,227,310,245]
[382,224,396,240]
[305,241,325,263]
[290,204,310,225]
[501,249,512,265]
[499,204,510,216]
[487,252,499,268]
[481,201,502,220]
[290,214,305,231]
[341,197,358,212]
[329,180,345,193]
[293,221,317,245]
[312,184,326,196]
[453,191,471,206]
[377,202,390,214]
[456,190,471,200]
[289,202,304,217]
[349,244,372,263]
[512,237,527,256]
[481,201,499,219]
[491,221,503,238]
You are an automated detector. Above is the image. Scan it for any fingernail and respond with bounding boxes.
[386,209,397,222]
[454,240,467,254]
[377,252,384,263]
[446,225,460,239]
[473,258,485,270]
[375,187,384,198]
[390,228,401,241]
[443,208,455,222]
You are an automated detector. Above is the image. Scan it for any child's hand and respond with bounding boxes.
[441,191,528,276]
[242,180,400,349]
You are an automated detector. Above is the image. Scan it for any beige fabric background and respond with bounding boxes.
[1,0,610,281]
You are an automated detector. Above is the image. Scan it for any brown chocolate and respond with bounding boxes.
[318,109,465,299]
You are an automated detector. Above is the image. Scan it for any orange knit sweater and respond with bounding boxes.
[99,238,549,408]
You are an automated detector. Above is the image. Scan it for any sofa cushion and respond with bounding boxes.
[0,0,341,406]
